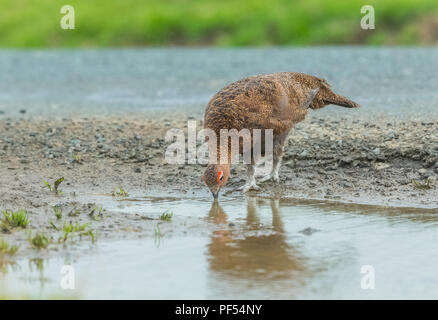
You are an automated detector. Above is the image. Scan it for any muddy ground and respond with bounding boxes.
[0,114,437,262]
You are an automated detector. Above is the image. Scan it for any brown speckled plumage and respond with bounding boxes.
[202,72,359,198]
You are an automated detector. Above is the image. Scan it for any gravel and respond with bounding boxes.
[0,115,437,211]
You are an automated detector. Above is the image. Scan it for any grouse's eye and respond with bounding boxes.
[217,171,224,183]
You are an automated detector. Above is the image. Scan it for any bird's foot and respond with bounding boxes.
[239,181,261,193]
[259,172,280,183]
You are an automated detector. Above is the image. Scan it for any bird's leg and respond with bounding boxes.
[239,164,261,192]
[271,151,283,182]
[259,143,284,183]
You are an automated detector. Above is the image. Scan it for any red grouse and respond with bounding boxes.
[202,72,359,198]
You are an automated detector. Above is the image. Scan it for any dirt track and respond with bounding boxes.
[1,114,437,204]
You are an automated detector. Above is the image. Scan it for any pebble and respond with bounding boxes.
[372,147,381,156]
[286,160,295,168]
[1,117,438,210]
[338,156,353,167]
[71,139,81,148]
[299,150,308,158]
[299,227,320,236]
[373,163,391,171]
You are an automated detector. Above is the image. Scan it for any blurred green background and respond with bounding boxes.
[0,0,437,47]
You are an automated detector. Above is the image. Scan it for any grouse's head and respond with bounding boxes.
[306,76,360,110]
[202,163,231,199]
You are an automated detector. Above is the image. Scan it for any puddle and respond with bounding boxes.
[1,196,438,299]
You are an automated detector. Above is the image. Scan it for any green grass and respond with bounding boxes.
[49,219,59,230]
[1,209,30,231]
[0,239,19,255]
[412,177,432,189]
[72,154,83,163]
[112,188,128,197]
[53,206,62,220]
[159,210,173,221]
[154,225,162,247]
[0,0,436,47]
[28,232,50,250]
[89,205,103,221]
[60,221,97,243]
[43,177,65,195]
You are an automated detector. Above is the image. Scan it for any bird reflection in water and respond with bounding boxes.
[206,197,305,282]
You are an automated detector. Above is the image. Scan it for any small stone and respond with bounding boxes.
[373,163,390,171]
[128,149,137,158]
[135,167,141,173]
[299,150,308,158]
[286,160,295,168]
[299,227,320,236]
[338,156,353,167]
[396,178,409,185]
[71,139,81,148]
[343,181,353,188]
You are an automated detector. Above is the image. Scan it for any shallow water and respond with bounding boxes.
[1,196,438,299]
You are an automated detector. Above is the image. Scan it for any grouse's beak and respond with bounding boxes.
[324,93,360,108]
